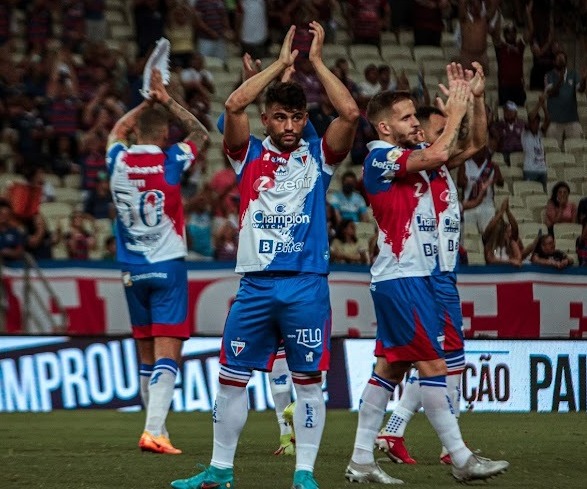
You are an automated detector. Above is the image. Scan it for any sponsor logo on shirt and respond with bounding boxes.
[126,165,164,174]
[371,159,401,172]
[258,239,305,253]
[252,211,310,229]
[253,176,312,193]
[416,214,437,232]
[443,217,460,233]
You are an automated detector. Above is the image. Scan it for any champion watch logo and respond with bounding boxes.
[231,340,246,356]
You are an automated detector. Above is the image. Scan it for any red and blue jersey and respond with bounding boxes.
[225,135,346,274]
[363,141,437,282]
[428,165,460,274]
[106,141,197,264]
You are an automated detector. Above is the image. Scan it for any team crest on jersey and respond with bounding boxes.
[386,148,403,162]
[291,150,308,166]
[178,142,192,155]
[231,340,245,356]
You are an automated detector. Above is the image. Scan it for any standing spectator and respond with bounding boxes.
[166,1,196,69]
[328,171,369,225]
[170,23,359,489]
[521,95,549,191]
[357,64,381,108]
[46,55,82,142]
[413,0,449,47]
[79,132,107,193]
[544,181,578,235]
[457,147,504,233]
[64,211,96,260]
[133,0,167,58]
[180,52,215,100]
[62,0,86,53]
[527,0,556,90]
[491,101,524,166]
[492,19,527,107]
[26,0,53,54]
[237,0,269,60]
[346,0,390,47]
[107,68,209,455]
[482,198,522,266]
[576,219,587,266]
[544,50,587,149]
[195,0,233,68]
[83,170,114,220]
[577,196,587,225]
[329,219,369,264]
[0,200,25,262]
[531,234,574,268]
[85,0,107,43]
[457,0,499,75]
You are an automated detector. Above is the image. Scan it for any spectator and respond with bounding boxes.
[521,95,549,191]
[577,196,587,225]
[492,18,528,107]
[544,50,587,149]
[457,147,504,233]
[46,55,82,141]
[378,64,394,92]
[490,101,524,166]
[7,94,47,167]
[576,219,587,266]
[457,0,499,75]
[357,64,380,108]
[180,52,215,101]
[527,0,557,91]
[328,171,369,225]
[195,0,233,68]
[62,0,86,53]
[133,0,167,58]
[26,0,54,54]
[0,1,16,47]
[332,58,360,101]
[213,220,238,261]
[7,166,55,223]
[50,134,80,179]
[0,200,25,262]
[349,114,377,166]
[531,233,574,268]
[412,0,449,47]
[166,1,196,69]
[208,157,239,230]
[544,181,577,235]
[293,58,322,109]
[237,0,269,60]
[308,90,336,137]
[346,0,390,47]
[329,219,369,264]
[185,191,214,260]
[482,197,522,266]
[23,211,57,260]
[85,0,107,44]
[102,235,116,260]
[83,170,114,220]
[63,210,96,260]
[79,132,107,193]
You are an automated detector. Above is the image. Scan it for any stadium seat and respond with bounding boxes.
[562,167,585,189]
[464,237,482,254]
[491,152,506,165]
[509,152,524,167]
[349,44,381,62]
[398,31,414,47]
[204,56,226,73]
[54,188,84,206]
[110,25,132,40]
[511,208,537,223]
[500,165,523,181]
[516,222,547,241]
[546,152,576,170]
[412,46,445,63]
[355,221,377,242]
[562,138,587,162]
[542,137,561,152]
[44,174,62,188]
[323,44,349,60]
[380,45,413,63]
[512,180,545,197]
[554,238,577,256]
[40,202,73,220]
[63,174,81,189]
[552,223,582,240]
[524,194,547,221]
[462,220,480,238]
[467,251,485,265]
[0,173,26,192]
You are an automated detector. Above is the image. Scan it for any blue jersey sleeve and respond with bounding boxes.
[106,142,127,176]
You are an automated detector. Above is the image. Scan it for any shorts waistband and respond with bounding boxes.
[244,271,301,278]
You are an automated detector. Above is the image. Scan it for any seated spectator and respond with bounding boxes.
[544,181,577,235]
[102,236,116,260]
[378,64,394,92]
[180,52,215,100]
[491,101,524,166]
[330,219,369,264]
[83,170,114,220]
[531,233,574,268]
[577,219,587,266]
[357,64,380,107]
[482,197,523,266]
[63,210,96,260]
[544,50,586,149]
[457,147,504,233]
[0,199,25,262]
[79,132,107,193]
[185,191,214,260]
[521,95,549,191]
[133,0,166,58]
[214,221,238,261]
[328,171,369,225]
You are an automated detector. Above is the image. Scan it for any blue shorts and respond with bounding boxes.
[219,273,331,372]
[121,259,189,339]
[431,271,464,352]
[371,276,443,363]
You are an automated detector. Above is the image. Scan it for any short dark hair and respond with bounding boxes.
[137,106,169,138]
[265,81,307,112]
[415,106,445,123]
[366,91,414,126]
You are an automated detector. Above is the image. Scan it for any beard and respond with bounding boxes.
[270,131,302,152]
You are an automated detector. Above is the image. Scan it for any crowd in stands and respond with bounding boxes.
[0,0,586,268]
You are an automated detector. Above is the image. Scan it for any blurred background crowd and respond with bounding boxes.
[0,0,586,269]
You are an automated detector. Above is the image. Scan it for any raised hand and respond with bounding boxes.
[467,61,486,97]
[439,62,466,97]
[445,79,470,120]
[279,25,298,68]
[308,21,325,64]
[281,65,296,83]
[147,68,169,104]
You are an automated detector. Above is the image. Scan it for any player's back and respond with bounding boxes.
[107,141,197,264]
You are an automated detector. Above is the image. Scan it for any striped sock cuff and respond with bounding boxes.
[219,365,252,387]
[368,372,397,393]
[139,363,154,377]
[419,375,447,388]
[153,358,178,376]
[276,345,286,360]
[445,349,465,375]
[291,372,322,385]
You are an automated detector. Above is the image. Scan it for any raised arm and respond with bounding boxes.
[224,26,298,152]
[107,100,150,147]
[308,21,359,154]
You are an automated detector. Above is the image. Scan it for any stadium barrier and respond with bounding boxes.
[0,336,585,413]
[1,262,587,337]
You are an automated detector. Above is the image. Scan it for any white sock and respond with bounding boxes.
[139,363,153,410]
[144,358,177,437]
[211,366,252,469]
[292,373,325,472]
[352,373,396,465]
[447,373,462,423]
[419,375,472,468]
[269,353,292,436]
[381,370,421,437]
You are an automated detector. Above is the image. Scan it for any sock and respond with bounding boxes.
[139,363,153,410]
[211,366,252,470]
[381,370,421,437]
[445,350,465,423]
[144,358,178,437]
[352,373,396,465]
[419,375,472,468]
[269,352,292,437]
[292,372,325,472]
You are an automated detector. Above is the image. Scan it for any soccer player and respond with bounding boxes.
[106,68,209,454]
[376,63,489,466]
[346,78,509,483]
[171,21,359,489]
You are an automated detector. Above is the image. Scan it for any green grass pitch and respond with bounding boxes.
[1,410,586,488]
